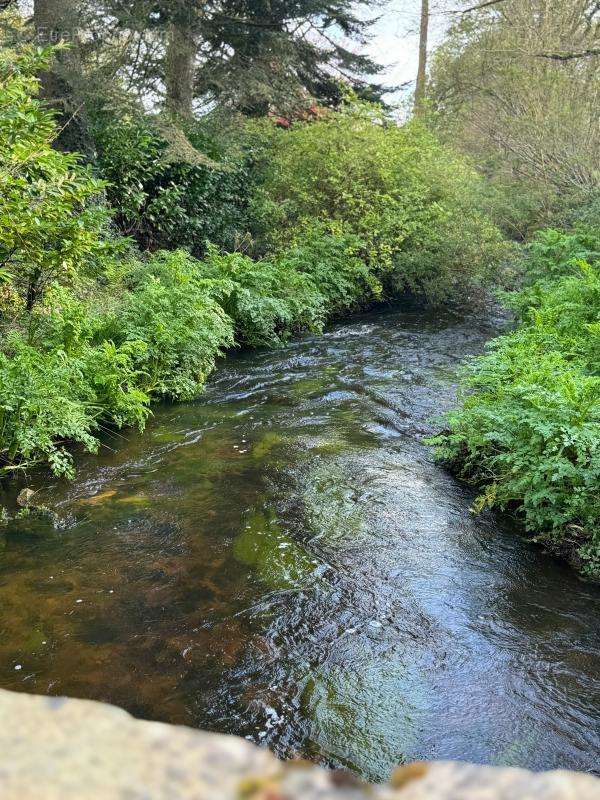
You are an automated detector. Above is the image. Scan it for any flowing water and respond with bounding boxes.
[0,306,599,780]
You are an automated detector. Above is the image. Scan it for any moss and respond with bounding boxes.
[251,432,285,461]
[233,509,315,590]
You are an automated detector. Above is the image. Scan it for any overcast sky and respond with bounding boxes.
[365,1,454,105]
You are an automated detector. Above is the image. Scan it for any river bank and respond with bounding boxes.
[430,227,600,580]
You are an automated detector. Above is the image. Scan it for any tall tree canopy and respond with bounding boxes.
[429,0,600,225]
[41,0,385,118]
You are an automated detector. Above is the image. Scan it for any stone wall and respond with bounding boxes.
[0,689,598,799]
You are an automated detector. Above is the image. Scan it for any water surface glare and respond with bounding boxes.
[1,307,599,780]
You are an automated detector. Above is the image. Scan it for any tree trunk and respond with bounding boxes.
[414,0,429,114]
[33,0,95,158]
[165,21,196,117]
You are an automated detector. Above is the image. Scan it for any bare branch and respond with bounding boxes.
[460,0,508,13]
[534,48,600,61]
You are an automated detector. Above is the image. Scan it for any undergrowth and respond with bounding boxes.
[430,227,600,576]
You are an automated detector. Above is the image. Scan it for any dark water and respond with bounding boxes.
[1,307,599,780]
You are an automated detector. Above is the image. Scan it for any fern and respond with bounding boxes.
[431,226,600,575]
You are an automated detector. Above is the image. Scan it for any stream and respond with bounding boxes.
[0,306,599,780]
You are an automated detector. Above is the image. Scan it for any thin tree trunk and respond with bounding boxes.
[414,0,429,114]
[165,21,196,117]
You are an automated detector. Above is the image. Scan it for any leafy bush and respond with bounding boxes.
[91,109,254,254]
[0,254,236,476]
[0,45,108,313]
[0,330,100,478]
[273,226,382,315]
[115,251,235,400]
[250,105,506,303]
[0,286,152,478]
[431,227,600,575]
[195,246,323,346]
[196,229,380,346]
[0,45,150,478]
[30,286,150,428]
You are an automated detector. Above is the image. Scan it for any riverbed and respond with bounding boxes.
[0,306,598,780]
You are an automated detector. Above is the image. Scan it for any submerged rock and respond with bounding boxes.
[0,689,598,799]
[17,488,36,508]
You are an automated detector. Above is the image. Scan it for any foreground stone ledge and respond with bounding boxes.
[0,690,598,799]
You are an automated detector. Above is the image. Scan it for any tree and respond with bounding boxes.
[414,0,429,113]
[0,44,107,311]
[164,9,196,116]
[429,0,600,221]
[95,0,385,115]
[198,0,385,113]
[32,0,95,155]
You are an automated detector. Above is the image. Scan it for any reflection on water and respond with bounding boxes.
[0,306,599,781]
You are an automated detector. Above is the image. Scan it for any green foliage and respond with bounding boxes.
[0,252,236,476]
[520,227,600,285]
[250,106,506,303]
[274,226,382,316]
[0,44,149,478]
[0,285,153,478]
[115,251,235,400]
[31,286,151,430]
[196,246,324,346]
[91,109,254,254]
[196,229,380,346]
[431,227,600,575]
[0,330,100,478]
[0,44,109,312]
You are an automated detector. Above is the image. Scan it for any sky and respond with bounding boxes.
[365,0,454,105]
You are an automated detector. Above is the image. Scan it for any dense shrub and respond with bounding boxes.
[0,259,235,477]
[31,287,150,429]
[250,105,506,303]
[0,286,151,478]
[0,330,101,478]
[114,251,235,400]
[196,247,324,346]
[0,46,142,478]
[431,227,600,575]
[197,229,381,346]
[273,226,382,316]
[0,46,108,313]
[92,109,254,254]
